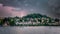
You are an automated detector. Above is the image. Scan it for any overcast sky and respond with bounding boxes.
[0,0,60,18]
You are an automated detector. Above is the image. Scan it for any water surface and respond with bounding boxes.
[0,26,60,34]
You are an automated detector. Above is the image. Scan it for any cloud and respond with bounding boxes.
[0,0,25,7]
[0,4,28,17]
[0,0,60,18]
[0,4,12,17]
[48,0,60,18]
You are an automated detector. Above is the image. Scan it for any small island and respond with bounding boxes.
[0,13,60,26]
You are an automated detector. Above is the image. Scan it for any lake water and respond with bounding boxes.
[0,26,60,34]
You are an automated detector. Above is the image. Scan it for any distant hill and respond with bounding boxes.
[22,13,50,18]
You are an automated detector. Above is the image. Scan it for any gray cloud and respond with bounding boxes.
[48,0,60,18]
[0,0,60,18]
[0,4,12,17]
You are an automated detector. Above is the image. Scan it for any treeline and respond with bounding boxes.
[0,13,59,26]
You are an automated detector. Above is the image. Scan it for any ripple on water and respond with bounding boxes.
[0,26,60,34]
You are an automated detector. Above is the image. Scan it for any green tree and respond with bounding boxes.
[9,18,15,26]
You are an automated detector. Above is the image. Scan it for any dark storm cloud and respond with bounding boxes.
[0,0,51,17]
[0,0,23,7]
[48,0,60,18]
[0,0,60,18]
[0,0,48,8]
[0,0,48,13]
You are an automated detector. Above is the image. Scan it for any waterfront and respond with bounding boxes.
[0,26,60,34]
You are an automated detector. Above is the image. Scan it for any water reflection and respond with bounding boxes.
[0,26,60,34]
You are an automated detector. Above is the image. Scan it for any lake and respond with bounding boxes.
[0,26,60,34]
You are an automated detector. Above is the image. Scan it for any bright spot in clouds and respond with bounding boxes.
[0,4,28,17]
[12,10,28,17]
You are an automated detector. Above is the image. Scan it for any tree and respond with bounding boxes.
[55,18,59,22]
[9,18,15,26]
